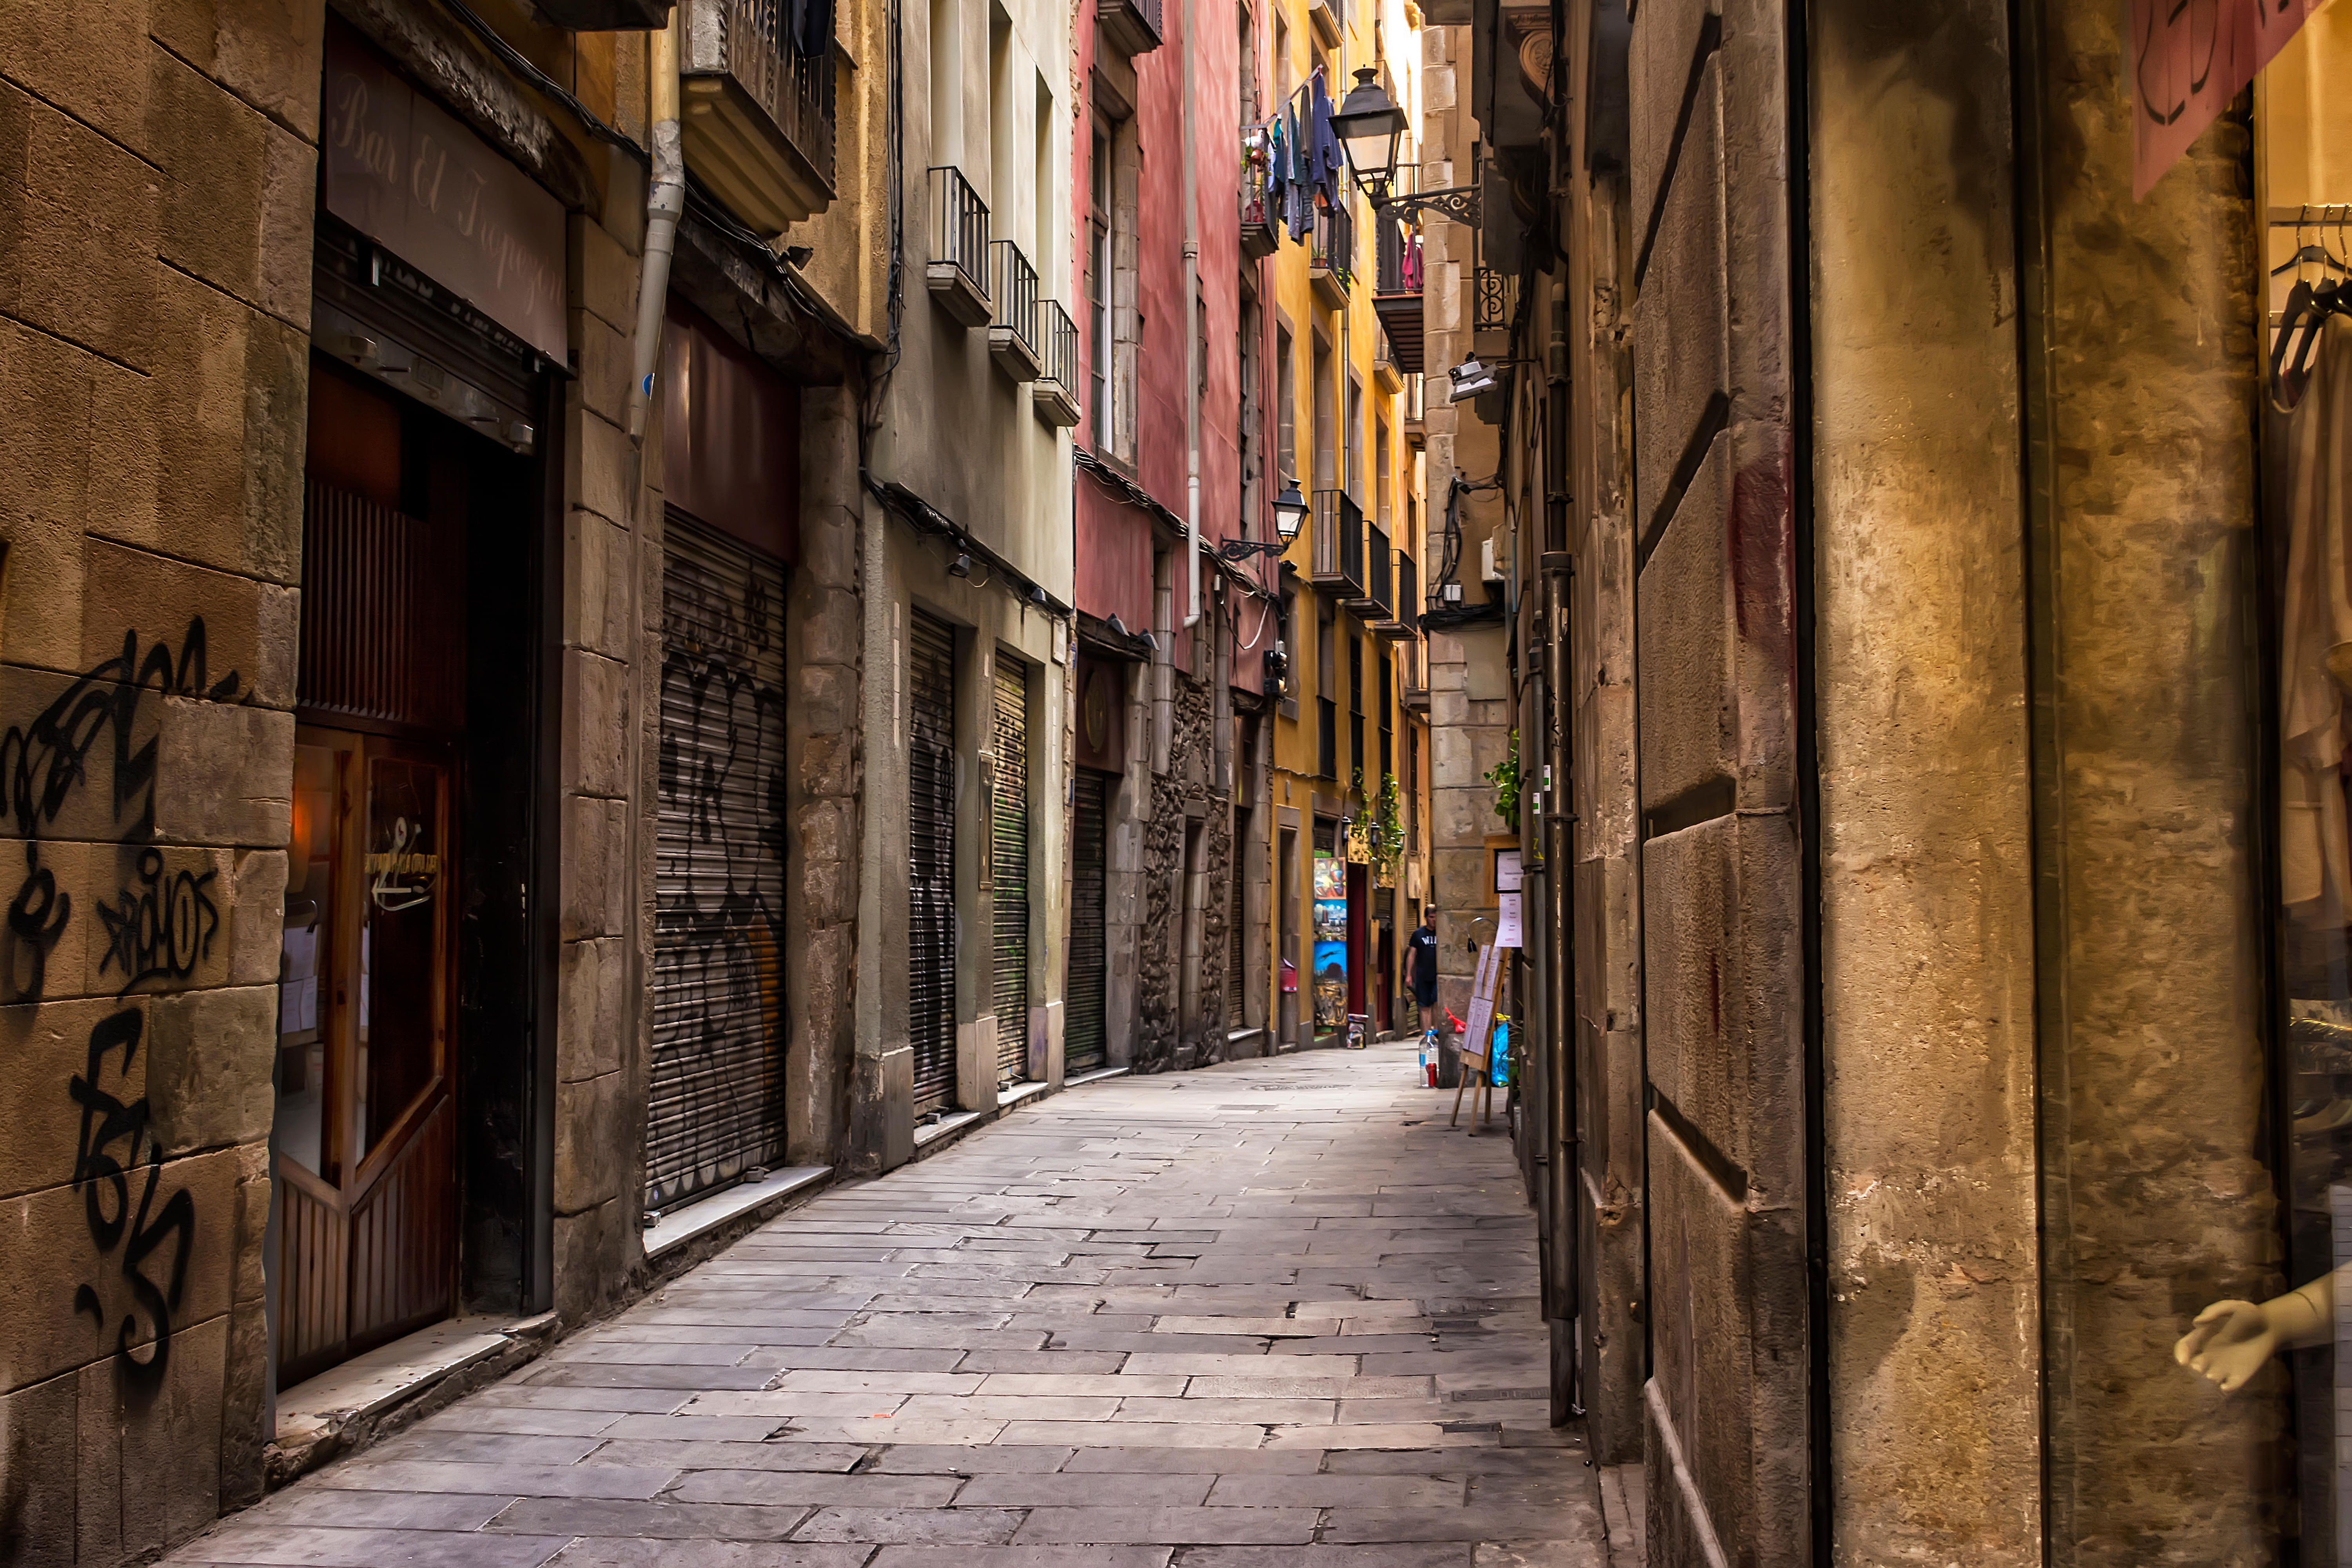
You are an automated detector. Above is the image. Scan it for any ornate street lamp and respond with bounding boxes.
[1334,67,1483,226]
[1221,483,1312,561]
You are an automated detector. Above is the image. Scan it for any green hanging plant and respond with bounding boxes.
[1486,728,1520,827]
[1370,771,1404,882]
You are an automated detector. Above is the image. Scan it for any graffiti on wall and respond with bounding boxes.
[70,1008,196,1397]
[1,619,242,1000]
[0,621,232,1393]
[647,534,790,1209]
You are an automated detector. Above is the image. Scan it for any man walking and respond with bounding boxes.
[1408,916,1439,1029]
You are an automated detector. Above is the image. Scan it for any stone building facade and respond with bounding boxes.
[1477,0,2352,1561]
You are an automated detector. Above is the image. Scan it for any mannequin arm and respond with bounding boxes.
[2176,1275,2336,1392]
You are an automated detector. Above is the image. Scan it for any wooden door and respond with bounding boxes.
[275,728,459,1387]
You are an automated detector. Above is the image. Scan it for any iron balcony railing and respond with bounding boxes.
[1239,150,1279,260]
[1364,522,1391,617]
[694,0,837,189]
[1396,553,1417,622]
[1398,641,1428,703]
[1036,298,1078,396]
[991,240,1039,355]
[929,166,990,296]
[1310,489,1365,598]
[1312,200,1354,289]
[1375,216,1422,295]
[1317,697,1338,780]
[1350,712,1365,781]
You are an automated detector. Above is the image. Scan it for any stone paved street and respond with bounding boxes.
[164,1043,1609,1567]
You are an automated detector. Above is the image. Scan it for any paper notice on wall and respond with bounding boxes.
[1461,942,1500,1064]
[2131,0,2318,200]
[1496,892,1523,949]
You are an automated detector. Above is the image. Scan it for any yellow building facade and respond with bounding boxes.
[1256,0,1429,1047]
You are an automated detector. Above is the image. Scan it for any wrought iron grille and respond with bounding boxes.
[1375,215,1421,295]
[1312,489,1365,590]
[929,166,990,294]
[1312,200,1354,288]
[1366,523,1391,617]
[1473,266,1519,331]
[1036,298,1078,394]
[1396,552,1417,622]
[1318,697,1338,779]
[991,240,1039,353]
[714,0,836,187]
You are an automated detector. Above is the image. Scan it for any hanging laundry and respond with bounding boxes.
[1285,103,1314,240]
[1309,70,1344,205]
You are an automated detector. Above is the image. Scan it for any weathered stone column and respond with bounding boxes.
[2025,4,2276,1562]
[1811,5,2040,1559]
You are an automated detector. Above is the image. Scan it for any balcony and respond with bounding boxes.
[1402,372,1426,448]
[1343,521,1390,619]
[1374,551,1418,642]
[1097,0,1163,57]
[1311,489,1365,600]
[989,241,1042,381]
[1310,200,1353,309]
[1398,641,1429,711]
[926,167,991,327]
[1308,0,1342,49]
[1317,697,1338,780]
[680,0,838,231]
[1350,711,1365,781]
[1373,216,1424,374]
[1033,299,1080,426]
[1239,156,1279,262]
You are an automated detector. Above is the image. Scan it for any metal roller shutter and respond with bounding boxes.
[992,657,1031,1087]
[646,513,789,1212]
[908,610,958,1114]
[1067,770,1109,1074]
[1227,809,1248,1029]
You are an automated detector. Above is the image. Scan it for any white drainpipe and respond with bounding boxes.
[1181,0,1202,630]
[626,13,686,441]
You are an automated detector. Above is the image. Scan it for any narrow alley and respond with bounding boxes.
[158,1046,1622,1567]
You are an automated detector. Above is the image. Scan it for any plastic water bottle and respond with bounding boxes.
[1418,1033,1430,1085]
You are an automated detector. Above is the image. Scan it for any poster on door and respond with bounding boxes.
[1313,853,1348,1033]
[2129,0,2318,199]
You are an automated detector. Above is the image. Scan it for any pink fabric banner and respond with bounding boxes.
[2132,0,2318,200]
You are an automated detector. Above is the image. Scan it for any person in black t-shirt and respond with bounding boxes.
[1407,920,1439,1025]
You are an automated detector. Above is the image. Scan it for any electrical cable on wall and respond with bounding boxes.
[439,0,650,165]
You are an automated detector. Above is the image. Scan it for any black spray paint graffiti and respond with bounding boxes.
[0,620,242,998]
[96,849,221,996]
[646,549,789,1207]
[70,1009,196,1398]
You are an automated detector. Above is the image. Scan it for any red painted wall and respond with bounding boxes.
[1072,0,1271,685]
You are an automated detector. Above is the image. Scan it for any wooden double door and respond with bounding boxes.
[275,727,458,1385]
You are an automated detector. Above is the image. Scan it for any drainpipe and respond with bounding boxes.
[1181,0,1202,629]
[626,13,686,441]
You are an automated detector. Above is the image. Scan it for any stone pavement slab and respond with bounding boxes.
[160,1044,1617,1568]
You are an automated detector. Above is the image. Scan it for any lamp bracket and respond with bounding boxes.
[1372,185,1484,225]
[1218,538,1289,562]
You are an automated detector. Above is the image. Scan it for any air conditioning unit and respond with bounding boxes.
[1480,537,1503,583]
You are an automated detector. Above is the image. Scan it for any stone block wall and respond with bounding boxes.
[1624,1,1808,1563]
[0,2,320,1559]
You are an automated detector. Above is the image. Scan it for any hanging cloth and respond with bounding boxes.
[2282,313,2352,921]
[1285,104,1313,239]
[1309,71,1343,205]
